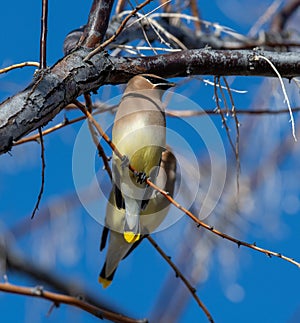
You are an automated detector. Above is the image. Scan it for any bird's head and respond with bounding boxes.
[126,74,175,92]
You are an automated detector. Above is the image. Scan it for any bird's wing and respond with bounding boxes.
[100,226,109,251]
[112,160,125,209]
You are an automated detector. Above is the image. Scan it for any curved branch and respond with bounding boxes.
[1,243,146,323]
[271,0,300,33]
[0,282,147,323]
[79,0,115,48]
[0,48,300,154]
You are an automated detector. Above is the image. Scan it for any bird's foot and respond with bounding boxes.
[120,155,129,169]
[135,171,148,184]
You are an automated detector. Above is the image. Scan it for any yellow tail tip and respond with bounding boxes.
[98,276,112,289]
[124,231,140,243]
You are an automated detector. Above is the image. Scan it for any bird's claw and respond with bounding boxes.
[135,171,147,184]
[120,155,129,169]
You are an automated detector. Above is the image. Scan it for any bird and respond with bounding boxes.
[99,148,177,288]
[111,74,175,244]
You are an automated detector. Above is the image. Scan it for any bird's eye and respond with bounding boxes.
[144,75,164,84]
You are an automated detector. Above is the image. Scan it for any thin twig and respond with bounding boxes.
[222,76,241,194]
[167,106,300,117]
[13,104,300,147]
[80,97,112,180]
[198,77,247,93]
[78,103,300,269]
[126,0,172,29]
[112,44,181,52]
[127,10,175,50]
[122,1,175,50]
[271,0,300,32]
[160,0,171,13]
[147,236,214,323]
[126,0,175,51]
[190,0,201,32]
[217,77,230,114]
[13,102,116,146]
[0,62,40,74]
[14,116,85,145]
[31,128,45,219]
[77,104,122,157]
[150,12,248,41]
[39,0,48,69]
[116,0,127,14]
[0,282,147,323]
[255,54,297,141]
[128,3,159,56]
[146,179,300,269]
[84,0,154,61]
[145,17,188,49]
[248,0,283,36]
[214,76,236,154]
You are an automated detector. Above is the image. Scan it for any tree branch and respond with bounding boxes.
[0,48,299,154]
[271,0,300,33]
[110,49,300,80]
[147,236,214,323]
[79,0,115,48]
[39,0,48,69]
[0,282,147,323]
[1,243,146,323]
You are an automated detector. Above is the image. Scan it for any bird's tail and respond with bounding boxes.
[98,231,133,288]
[98,264,116,288]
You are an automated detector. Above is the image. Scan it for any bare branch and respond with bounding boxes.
[0,241,146,323]
[214,76,236,155]
[80,96,113,180]
[189,0,201,32]
[112,49,300,80]
[13,115,86,145]
[147,236,214,323]
[12,104,300,147]
[222,76,241,193]
[116,0,126,14]
[0,282,147,323]
[148,178,300,268]
[0,62,40,74]
[13,102,116,146]
[79,0,115,48]
[256,53,297,141]
[248,0,283,37]
[31,128,46,219]
[1,49,300,154]
[166,106,300,117]
[84,0,154,60]
[39,0,48,69]
[271,0,300,32]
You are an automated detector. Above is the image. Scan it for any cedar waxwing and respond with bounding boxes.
[99,148,177,288]
[111,74,175,243]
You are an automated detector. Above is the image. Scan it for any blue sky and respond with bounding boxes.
[1,1,300,323]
